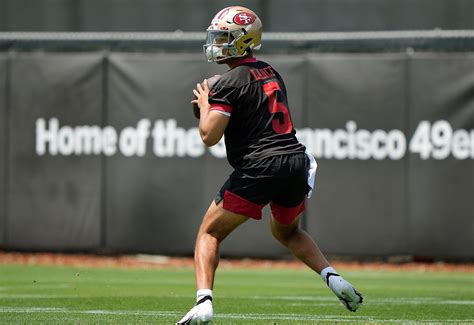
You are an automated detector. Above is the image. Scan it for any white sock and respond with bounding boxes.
[196,289,213,303]
[320,266,339,285]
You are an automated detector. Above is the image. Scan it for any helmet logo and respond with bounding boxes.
[233,12,256,25]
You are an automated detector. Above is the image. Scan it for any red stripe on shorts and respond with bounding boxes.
[223,190,264,220]
[270,200,305,225]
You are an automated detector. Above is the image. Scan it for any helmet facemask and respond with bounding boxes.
[204,30,234,62]
[204,30,248,63]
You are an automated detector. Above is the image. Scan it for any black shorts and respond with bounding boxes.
[215,153,310,224]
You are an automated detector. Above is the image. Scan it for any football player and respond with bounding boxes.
[177,6,363,324]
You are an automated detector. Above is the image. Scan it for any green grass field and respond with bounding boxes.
[0,263,473,324]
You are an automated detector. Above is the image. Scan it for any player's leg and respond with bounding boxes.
[194,200,249,290]
[270,211,363,312]
[176,200,248,325]
[270,214,329,273]
[269,153,329,273]
[269,151,363,312]
[177,169,272,324]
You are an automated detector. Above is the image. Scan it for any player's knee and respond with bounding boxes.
[270,220,298,246]
[198,227,224,244]
[198,221,232,244]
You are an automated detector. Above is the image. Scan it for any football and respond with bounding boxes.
[192,74,221,119]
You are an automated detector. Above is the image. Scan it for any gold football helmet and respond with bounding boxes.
[204,6,262,63]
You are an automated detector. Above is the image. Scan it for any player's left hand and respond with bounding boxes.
[191,79,211,112]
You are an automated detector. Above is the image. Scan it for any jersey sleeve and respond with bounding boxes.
[208,85,235,117]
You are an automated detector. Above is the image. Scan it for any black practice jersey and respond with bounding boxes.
[208,58,305,169]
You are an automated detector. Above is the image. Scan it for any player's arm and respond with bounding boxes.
[192,80,229,147]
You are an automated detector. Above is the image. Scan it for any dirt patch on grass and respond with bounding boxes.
[1,251,473,273]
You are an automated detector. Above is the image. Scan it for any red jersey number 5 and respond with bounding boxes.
[263,81,293,134]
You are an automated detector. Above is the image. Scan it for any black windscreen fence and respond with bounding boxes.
[0,54,6,246]
[7,54,104,250]
[0,34,473,259]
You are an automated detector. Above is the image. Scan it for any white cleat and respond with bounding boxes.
[326,272,364,312]
[176,296,213,324]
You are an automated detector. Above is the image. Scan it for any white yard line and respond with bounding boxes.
[0,306,472,323]
[249,295,474,305]
[0,294,75,298]
[1,293,473,305]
